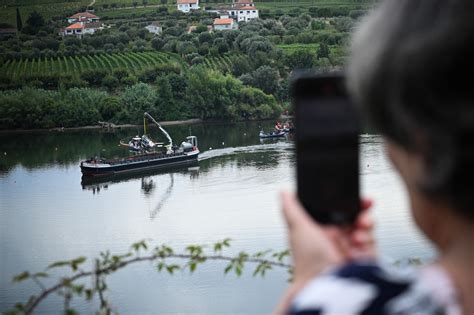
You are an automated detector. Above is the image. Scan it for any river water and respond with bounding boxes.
[0,121,435,314]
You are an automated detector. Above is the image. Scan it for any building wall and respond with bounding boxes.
[236,10,258,22]
[214,24,232,31]
[178,4,190,12]
[146,25,162,34]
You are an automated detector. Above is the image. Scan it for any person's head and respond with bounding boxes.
[347,0,474,243]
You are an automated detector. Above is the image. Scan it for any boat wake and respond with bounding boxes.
[198,142,294,161]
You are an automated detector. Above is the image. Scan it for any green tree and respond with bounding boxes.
[100,96,122,121]
[317,42,330,60]
[151,38,164,51]
[194,24,208,33]
[155,76,178,120]
[286,49,314,70]
[121,83,158,122]
[185,67,240,119]
[103,75,119,91]
[23,10,45,34]
[80,69,107,87]
[160,0,167,5]
[231,55,252,77]
[16,8,22,31]
[245,66,280,95]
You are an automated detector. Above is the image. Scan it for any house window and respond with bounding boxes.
[252,10,255,13]
[240,11,243,14]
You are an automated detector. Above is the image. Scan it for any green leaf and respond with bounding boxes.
[235,265,242,277]
[222,238,232,247]
[254,250,271,258]
[71,284,84,295]
[166,264,180,274]
[224,263,233,274]
[65,308,78,315]
[12,271,30,283]
[71,256,87,271]
[238,252,249,262]
[157,262,165,272]
[189,262,197,272]
[62,278,72,287]
[253,264,262,277]
[14,302,25,311]
[33,272,49,278]
[47,260,70,269]
[85,289,94,301]
[213,243,222,252]
[131,240,148,252]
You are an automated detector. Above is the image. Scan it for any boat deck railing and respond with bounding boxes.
[107,152,186,166]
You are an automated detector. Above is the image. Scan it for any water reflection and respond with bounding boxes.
[0,126,435,314]
[0,121,278,174]
[80,164,199,194]
[148,173,174,220]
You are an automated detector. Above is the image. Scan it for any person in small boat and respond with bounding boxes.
[275,121,283,132]
[276,1,474,314]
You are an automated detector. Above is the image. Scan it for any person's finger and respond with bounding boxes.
[348,247,376,260]
[324,226,351,258]
[361,198,373,210]
[280,190,314,229]
[350,230,373,245]
[356,209,374,230]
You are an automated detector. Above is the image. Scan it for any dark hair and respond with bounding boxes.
[348,0,474,220]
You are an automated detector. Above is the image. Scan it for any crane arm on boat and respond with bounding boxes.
[144,112,173,147]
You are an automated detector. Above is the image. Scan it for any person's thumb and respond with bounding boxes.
[281,190,313,229]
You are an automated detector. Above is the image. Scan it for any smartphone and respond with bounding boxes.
[292,73,360,225]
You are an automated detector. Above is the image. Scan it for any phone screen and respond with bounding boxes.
[294,75,360,224]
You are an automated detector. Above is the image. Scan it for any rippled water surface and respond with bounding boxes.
[0,121,435,314]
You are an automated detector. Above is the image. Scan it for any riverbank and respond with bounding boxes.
[0,118,204,134]
[0,116,293,134]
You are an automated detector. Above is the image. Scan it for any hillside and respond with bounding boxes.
[1,0,374,25]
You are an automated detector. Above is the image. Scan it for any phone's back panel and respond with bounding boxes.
[293,75,360,224]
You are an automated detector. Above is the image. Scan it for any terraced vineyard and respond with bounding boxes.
[0,52,186,80]
[202,56,233,73]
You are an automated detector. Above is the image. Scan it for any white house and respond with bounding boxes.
[145,21,162,35]
[177,0,199,13]
[213,18,237,31]
[63,22,103,38]
[231,6,259,22]
[224,0,258,22]
[67,12,100,24]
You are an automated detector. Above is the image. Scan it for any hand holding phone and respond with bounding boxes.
[292,73,360,225]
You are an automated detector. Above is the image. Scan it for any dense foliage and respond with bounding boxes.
[0,67,281,129]
[0,1,371,128]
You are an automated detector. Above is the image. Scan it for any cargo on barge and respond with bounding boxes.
[81,136,199,176]
[81,112,200,176]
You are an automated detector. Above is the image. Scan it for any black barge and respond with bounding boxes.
[81,136,199,177]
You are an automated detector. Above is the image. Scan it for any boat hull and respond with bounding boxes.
[259,132,286,139]
[81,151,199,177]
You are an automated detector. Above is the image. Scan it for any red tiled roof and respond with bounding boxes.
[214,18,233,25]
[66,22,84,30]
[177,0,198,4]
[69,12,98,19]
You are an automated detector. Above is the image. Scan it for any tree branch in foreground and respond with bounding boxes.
[7,239,292,315]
